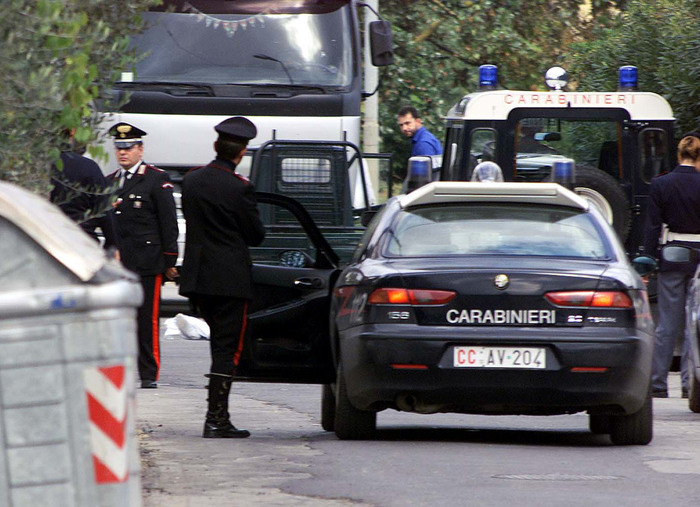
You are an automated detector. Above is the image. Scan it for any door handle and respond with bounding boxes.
[294,277,324,288]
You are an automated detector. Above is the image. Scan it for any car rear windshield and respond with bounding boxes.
[384,204,613,259]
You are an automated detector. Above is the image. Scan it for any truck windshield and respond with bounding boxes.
[129,2,354,87]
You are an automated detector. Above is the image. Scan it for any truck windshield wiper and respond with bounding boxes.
[119,80,327,95]
[116,82,215,96]
[240,83,327,93]
[254,54,294,85]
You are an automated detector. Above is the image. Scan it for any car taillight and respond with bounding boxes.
[368,288,456,306]
[544,291,632,308]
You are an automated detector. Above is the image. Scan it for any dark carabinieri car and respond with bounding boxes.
[232,182,656,444]
[326,182,656,444]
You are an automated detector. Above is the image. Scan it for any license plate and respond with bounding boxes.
[453,346,546,369]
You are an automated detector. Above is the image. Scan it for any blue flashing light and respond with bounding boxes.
[479,65,498,89]
[551,159,576,189]
[618,66,638,91]
[404,156,432,193]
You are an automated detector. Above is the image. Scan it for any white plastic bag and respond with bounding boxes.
[175,313,210,340]
[163,317,182,340]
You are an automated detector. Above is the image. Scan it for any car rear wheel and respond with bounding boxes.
[688,368,700,413]
[321,384,336,431]
[609,391,653,445]
[588,414,611,435]
[574,166,631,243]
[334,365,376,440]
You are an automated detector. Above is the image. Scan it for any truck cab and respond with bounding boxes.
[438,65,676,256]
[98,0,393,210]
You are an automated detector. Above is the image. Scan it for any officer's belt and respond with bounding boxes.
[666,231,700,243]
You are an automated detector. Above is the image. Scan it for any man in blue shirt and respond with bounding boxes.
[398,106,443,157]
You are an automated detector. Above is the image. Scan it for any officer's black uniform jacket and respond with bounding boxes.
[108,162,179,275]
[179,157,266,300]
[51,151,119,248]
[645,164,700,273]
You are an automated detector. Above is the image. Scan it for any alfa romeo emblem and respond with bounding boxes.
[494,274,509,289]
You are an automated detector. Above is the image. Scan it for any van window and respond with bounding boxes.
[640,129,668,183]
[469,129,497,178]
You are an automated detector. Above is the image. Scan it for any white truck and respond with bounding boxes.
[98,0,393,207]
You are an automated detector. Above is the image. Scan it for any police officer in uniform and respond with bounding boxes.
[644,134,700,398]
[108,122,179,389]
[50,129,119,252]
[179,117,265,438]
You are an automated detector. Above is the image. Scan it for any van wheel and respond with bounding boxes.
[575,166,631,243]
[609,391,653,445]
[321,384,336,431]
[334,365,376,440]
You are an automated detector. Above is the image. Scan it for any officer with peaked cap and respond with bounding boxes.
[214,116,258,141]
[179,116,265,438]
[107,122,179,389]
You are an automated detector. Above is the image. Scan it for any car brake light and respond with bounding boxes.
[544,291,632,308]
[391,364,429,370]
[368,288,456,305]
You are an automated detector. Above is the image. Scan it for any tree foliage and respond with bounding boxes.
[0,0,157,194]
[376,0,699,177]
[2,0,697,196]
[378,0,613,177]
[567,0,700,136]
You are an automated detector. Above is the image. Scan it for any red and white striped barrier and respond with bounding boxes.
[84,365,128,484]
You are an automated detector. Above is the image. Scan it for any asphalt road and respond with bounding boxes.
[137,333,700,507]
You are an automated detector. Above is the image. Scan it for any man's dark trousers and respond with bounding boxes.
[137,274,162,382]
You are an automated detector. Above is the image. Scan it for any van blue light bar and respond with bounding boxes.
[479,65,498,90]
[618,66,638,91]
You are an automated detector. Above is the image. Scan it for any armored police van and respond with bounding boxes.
[438,65,675,257]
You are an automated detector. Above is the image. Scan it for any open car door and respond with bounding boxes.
[235,192,340,384]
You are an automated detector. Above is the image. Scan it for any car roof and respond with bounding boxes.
[399,182,590,211]
[445,90,674,121]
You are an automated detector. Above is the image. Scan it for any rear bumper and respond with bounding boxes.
[339,324,653,416]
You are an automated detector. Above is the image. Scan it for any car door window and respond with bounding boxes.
[251,201,320,266]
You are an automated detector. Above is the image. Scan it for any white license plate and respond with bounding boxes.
[453,346,546,369]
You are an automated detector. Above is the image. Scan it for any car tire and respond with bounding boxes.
[588,414,611,435]
[321,384,336,431]
[574,166,631,243]
[688,368,700,413]
[609,391,653,445]
[334,365,376,440]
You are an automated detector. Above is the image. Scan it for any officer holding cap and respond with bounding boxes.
[108,122,179,389]
[179,116,266,438]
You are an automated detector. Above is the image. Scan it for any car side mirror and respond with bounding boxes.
[369,20,394,66]
[661,245,699,263]
[534,132,562,142]
[631,255,658,276]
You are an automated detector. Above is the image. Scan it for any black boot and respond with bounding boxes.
[203,373,250,438]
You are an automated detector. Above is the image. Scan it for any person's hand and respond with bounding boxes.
[165,267,179,281]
